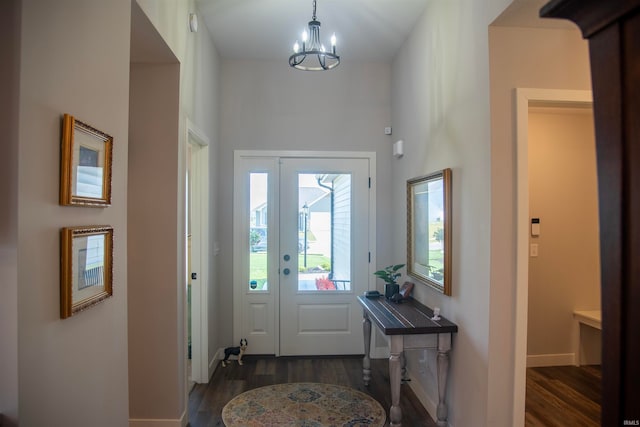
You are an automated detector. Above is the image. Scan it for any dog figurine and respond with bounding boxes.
[221,339,248,367]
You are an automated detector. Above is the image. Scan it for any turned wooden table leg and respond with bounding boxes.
[436,334,452,427]
[362,311,372,386]
[389,335,403,426]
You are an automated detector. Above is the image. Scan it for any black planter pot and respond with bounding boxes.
[384,283,399,299]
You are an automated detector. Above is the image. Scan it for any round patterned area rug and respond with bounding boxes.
[222,382,387,427]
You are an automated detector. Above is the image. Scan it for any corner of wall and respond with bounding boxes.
[0,2,20,421]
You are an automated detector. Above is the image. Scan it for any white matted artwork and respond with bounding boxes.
[60,114,113,207]
[60,225,113,318]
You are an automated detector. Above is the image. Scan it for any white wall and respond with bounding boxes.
[0,1,20,424]
[189,13,222,370]
[217,60,394,347]
[17,1,131,425]
[390,1,499,424]
[128,61,182,421]
[8,0,222,425]
[528,108,600,365]
[389,1,592,425]
[137,0,223,379]
[489,24,592,426]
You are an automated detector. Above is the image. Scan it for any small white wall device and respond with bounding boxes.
[189,13,198,33]
[393,140,404,158]
[531,218,540,236]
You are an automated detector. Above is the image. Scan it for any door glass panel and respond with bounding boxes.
[249,172,268,291]
[297,173,351,291]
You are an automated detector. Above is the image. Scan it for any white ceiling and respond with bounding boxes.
[195,0,577,64]
[196,0,431,62]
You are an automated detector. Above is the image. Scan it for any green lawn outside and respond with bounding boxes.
[249,253,331,290]
[428,249,444,271]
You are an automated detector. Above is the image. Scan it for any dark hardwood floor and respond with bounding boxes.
[188,355,437,427]
[525,365,601,427]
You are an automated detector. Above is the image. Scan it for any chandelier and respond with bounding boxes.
[289,0,340,71]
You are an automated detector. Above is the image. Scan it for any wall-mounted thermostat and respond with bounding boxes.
[531,218,540,236]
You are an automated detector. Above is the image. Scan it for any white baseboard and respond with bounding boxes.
[209,348,224,379]
[406,371,453,427]
[372,346,389,359]
[129,409,187,427]
[527,353,575,367]
[407,373,438,420]
[214,347,224,362]
[370,351,452,426]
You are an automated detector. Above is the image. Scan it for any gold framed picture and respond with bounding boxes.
[60,114,113,207]
[407,168,452,296]
[60,225,113,318]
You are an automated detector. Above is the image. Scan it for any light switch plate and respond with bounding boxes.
[530,243,539,257]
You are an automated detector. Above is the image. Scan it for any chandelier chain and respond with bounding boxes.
[312,0,317,20]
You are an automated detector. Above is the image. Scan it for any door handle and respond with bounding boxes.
[283,268,291,275]
[283,254,291,261]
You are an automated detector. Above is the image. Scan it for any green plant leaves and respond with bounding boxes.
[373,264,405,284]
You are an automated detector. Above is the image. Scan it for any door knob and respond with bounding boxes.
[283,268,291,275]
[284,254,291,261]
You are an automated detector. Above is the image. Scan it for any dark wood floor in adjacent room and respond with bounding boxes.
[188,356,437,427]
[525,365,601,427]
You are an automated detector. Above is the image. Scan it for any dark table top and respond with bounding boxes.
[357,295,458,335]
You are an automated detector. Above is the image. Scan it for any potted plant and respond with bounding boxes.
[374,264,405,299]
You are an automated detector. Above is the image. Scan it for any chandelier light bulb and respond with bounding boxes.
[293,42,300,53]
[302,30,308,42]
[331,33,337,47]
[321,44,326,53]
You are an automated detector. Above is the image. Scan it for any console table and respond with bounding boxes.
[358,295,458,427]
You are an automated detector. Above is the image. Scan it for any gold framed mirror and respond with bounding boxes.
[407,168,452,295]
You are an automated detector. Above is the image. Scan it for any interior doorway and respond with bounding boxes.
[526,104,600,367]
[513,88,599,425]
[186,120,210,385]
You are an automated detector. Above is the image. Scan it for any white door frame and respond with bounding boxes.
[232,150,377,355]
[186,118,210,383]
[512,88,593,426]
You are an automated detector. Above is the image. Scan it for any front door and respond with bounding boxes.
[233,152,373,356]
